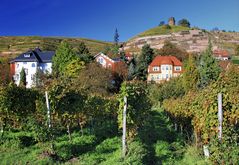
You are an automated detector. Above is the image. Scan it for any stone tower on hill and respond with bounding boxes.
[168,17,175,26]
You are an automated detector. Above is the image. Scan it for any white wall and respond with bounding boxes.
[14,62,52,88]
[161,64,173,80]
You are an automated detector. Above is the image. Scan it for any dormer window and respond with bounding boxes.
[153,67,160,71]
[24,54,31,58]
[175,66,181,71]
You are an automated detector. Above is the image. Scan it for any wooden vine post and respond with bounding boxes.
[122,96,127,158]
[45,91,51,129]
[45,91,54,151]
[218,93,223,141]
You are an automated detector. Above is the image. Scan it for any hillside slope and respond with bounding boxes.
[125,25,239,54]
[0,36,112,58]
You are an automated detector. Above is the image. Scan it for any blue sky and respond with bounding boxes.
[0,0,238,41]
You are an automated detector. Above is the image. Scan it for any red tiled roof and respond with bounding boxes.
[213,50,229,57]
[150,55,182,66]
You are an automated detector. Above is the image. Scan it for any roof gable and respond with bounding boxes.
[150,55,182,67]
[12,48,55,63]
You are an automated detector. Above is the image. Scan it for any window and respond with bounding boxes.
[166,66,169,70]
[151,75,154,80]
[156,74,160,80]
[98,57,104,64]
[175,66,181,71]
[24,54,30,58]
[153,67,160,71]
[166,74,169,79]
[17,64,19,68]
[23,62,27,65]
[169,66,172,70]
[32,63,35,67]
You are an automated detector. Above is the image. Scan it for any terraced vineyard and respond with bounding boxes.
[0,36,112,58]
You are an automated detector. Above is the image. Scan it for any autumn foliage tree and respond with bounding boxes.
[156,41,188,61]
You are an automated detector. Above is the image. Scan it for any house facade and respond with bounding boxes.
[147,55,183,83]
[94,52,125,73]
[213,49,230,61]
[10,48,55,88]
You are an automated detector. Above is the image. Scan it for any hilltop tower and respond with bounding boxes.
[168,17,175,26]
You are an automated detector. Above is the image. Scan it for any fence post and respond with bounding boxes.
[122,96,127,158]
[218,93,223,141]
[45,91,51,129]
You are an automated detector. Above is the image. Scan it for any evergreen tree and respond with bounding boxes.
[75,42,92,63]
[114,28,119,45]
[52,41,78,76]
[182,54,199,92]
[135,44,154,80]
[19,68,26,87]
[128,62,136,80]
[198,42,221,88]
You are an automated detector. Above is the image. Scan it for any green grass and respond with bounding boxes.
[136,25,190,38]
[0,107,210,165]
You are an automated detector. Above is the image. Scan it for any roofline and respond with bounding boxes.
[94,52,117,63]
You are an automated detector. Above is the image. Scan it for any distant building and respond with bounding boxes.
[94,52,126,73]
[147,55,183,83]
[213,49,230,61]
[168,17,175,26]
[10,48,54,88]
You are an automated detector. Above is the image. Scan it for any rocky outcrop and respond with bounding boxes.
[125,29,211,53]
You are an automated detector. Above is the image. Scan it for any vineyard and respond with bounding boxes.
[0,41,239,164]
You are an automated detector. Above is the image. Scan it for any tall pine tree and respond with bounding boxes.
[114,28,119,45]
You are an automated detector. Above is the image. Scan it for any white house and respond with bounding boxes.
[147,55,183,83]
[10,48,55,88]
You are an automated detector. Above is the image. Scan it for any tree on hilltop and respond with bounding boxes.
[178,19,190,27]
